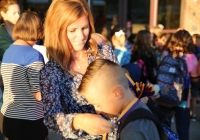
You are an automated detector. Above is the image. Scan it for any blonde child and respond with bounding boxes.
[78,59,160,140]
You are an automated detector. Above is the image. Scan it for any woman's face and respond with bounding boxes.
[67,14,90,51]
[1,4,20,25]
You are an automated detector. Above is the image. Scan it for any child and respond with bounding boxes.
[111,25,131,66]
[78,59,160,140]
[157,33,172,63]
[0,11,48,140]
[190,33,200,121]
[130,30,157,84]
[158,30,199,140]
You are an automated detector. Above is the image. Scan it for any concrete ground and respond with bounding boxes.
[1,105,200,140]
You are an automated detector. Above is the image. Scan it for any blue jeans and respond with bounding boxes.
[158,105,190,140]
[174,107,190,140]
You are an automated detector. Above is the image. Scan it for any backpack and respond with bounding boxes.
[137,57,157,84]
[122,63,141,83]
[156,55,188,107]
[137,59,148,83]
[123,59,149,83]
[117,108,179,140]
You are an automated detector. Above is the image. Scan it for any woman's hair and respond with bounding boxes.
[0,0,18,23]
[159,33,172,53]
[12,11,43,41]
[168,29,195,54]
[131,30,154,62]
[44,0,97,71]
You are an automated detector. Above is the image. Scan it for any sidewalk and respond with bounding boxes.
[1,106,199,140]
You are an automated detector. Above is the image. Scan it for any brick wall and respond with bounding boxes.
[180,0,200,35]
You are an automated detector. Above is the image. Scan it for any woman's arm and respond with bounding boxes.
[101,45,118,64]
[39,67,82,138]
[27,52,44,100]
[39,65,115,139]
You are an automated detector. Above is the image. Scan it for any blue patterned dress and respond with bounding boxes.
[39,45,118,140]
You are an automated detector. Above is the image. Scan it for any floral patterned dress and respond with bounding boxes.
[39,45,118,140]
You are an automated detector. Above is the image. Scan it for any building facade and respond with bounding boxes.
[18,0,200,35]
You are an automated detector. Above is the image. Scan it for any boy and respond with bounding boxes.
[78,59,160,140]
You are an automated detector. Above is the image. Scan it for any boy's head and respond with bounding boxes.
[78,59,130,118]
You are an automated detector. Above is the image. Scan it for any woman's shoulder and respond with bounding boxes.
[41,59,63,73]
[98,44,112,51]
[0,25,10,40]
[96,44,118,63]
[96,44,112,57]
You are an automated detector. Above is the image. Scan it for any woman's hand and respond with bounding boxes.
[32,91,42,101]
[73,113,116,135]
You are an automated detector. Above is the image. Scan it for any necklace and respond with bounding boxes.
[73,61,81,69]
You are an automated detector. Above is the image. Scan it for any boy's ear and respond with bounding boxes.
[111,85,124,100]
[0,11,4,18]
[0,11,6,19]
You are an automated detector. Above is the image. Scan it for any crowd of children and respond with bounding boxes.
[96,19,200,140]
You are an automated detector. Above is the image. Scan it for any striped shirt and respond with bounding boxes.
[1,44,44,120]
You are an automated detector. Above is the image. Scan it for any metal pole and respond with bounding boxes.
[88,0,91,8]
[87,0,93,12]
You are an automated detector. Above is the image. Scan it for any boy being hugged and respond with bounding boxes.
[78,59,160,140]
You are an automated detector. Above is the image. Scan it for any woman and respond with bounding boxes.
[0,11,48,140]
[0,0,20,115]
[40,0,118,139]
[0,0,20,61]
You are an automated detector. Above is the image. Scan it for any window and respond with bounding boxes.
[158,0,181,29]
[127,0,150,24]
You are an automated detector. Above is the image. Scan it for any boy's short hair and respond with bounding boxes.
[12,11,43,41]
[78,59,129,94]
